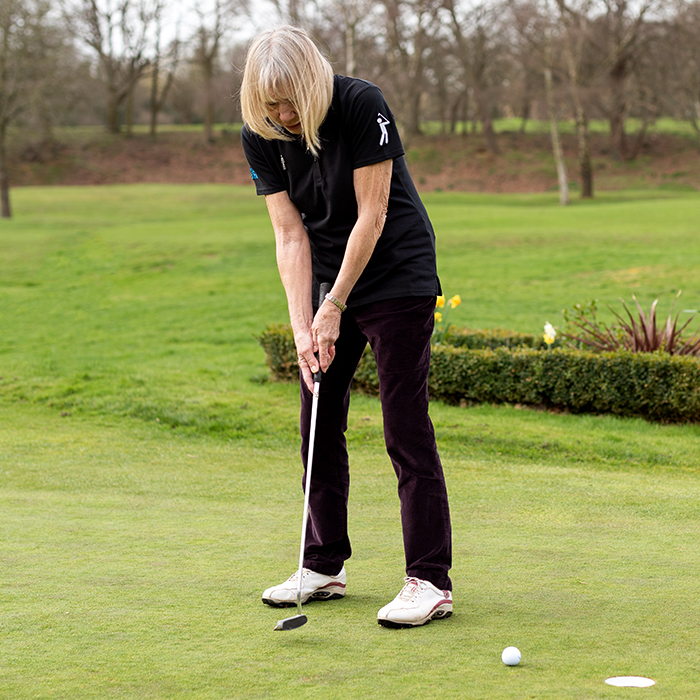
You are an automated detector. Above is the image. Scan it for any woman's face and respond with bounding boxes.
[266,96,302,134]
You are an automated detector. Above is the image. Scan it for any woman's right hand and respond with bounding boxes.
[295,301,339,392]
[294,328,318,392]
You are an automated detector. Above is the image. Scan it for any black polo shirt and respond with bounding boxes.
[241,75,439,307]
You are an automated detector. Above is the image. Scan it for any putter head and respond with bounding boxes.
[274,614,308,631]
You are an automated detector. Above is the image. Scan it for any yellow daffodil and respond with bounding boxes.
[543,322,557,345]
[433,292,462,344]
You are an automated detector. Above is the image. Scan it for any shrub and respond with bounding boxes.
[429,345,700,422]
[257,323,300,382]
[563,294,700,356]
[258,324,700,423]
[446,326,561,350]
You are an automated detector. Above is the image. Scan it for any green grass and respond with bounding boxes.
[427,189,700,331]
[2,185,700,699]
[423,117,700,138]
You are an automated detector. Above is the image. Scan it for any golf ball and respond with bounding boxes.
[502,646,521,666]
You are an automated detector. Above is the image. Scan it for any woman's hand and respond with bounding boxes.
[312,299,340,370]
[295,300,339,392]
[293,327,317,393]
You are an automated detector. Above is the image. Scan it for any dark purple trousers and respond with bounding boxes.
[300,296,452,590]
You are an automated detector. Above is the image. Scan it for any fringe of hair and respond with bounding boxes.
[240,26,334,157]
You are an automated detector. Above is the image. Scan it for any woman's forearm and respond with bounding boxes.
[330,159,392,305]
[265,191,314,334]
[277,230,314,332]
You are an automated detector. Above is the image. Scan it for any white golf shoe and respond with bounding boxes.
[377,577,453,628]
[262,567,347,607]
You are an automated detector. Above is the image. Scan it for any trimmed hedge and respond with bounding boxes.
[429,345,700,423]
[258,324,700,423]
[446,326,554,350]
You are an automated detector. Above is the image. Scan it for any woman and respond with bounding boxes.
[240,25,452,628]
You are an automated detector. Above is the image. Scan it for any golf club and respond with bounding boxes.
[274,282,332,631]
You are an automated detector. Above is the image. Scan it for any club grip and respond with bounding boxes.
[313,283,333,383]
[318,282,332,309]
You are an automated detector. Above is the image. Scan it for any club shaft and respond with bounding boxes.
[296,379,320,614]
[293,281,330,621]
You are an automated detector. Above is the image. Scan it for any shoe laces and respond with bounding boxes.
[397,577,428,602]
[288,568,311,583]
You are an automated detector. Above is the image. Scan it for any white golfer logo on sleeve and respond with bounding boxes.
[377,113,390,146]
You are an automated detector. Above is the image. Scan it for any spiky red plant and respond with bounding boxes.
[563,292,700,356]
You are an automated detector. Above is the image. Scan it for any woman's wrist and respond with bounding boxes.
[324,293,347,312]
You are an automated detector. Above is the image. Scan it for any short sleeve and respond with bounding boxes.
[342,82,405,169]
[241,126,286,196]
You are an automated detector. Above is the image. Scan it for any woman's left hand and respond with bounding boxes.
[311,300,341,374]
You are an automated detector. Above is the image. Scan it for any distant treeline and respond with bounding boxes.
[2,1,700,214]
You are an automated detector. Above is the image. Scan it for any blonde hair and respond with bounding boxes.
[240,26,334,157]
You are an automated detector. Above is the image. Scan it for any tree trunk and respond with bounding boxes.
[519,74,534,134]
[462,89,470,136]
[544,61,569,205]
[475,88,499,155]
[150,57,159,137]
[565,54,593,197]
[519,98,530,134]
[450,94,462,135]
[555,0,593,198]
[628,117,650,160]
[543,4,567,204]
[405,26,425,137]
[204,87,214,143]
[125,85,134,138]
[689,105,700,149]
[0,123,11,219]
[203,54,215,143]
[345,21,356,76]
[407,89,422,136]
[609,60,628,161]
[106,87,122,133]
[576,113,593,198]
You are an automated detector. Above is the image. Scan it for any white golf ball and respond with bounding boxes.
[502,646,521,666]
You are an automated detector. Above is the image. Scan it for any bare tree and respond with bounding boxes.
[553,0,594,196]
[341,1,360,75]
[0,0,53,218]
[425,32,463,133]
[663,0,700,145]
[509,0,546,133]
[31,23,97,139]
[0,0,23,218]
[168,68,197,124]
[595,0,658,160]
[267,0,306,24]
[192,0,245,143]
[381,0,442,136]
[148,0,181,136]
[307,0,388,84]
[327,0,377,75]
[543,0,569,204]
[67,0,154,133]
[443,0,507,154]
